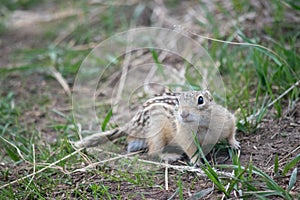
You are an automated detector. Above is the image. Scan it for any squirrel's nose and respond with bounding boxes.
[180,111,189,119]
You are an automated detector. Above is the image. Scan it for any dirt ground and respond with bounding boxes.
[1,46,299,199]
[0,1,299,199]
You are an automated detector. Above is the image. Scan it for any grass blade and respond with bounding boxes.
[284,0,300,11]
[101,109,113,131]
[190,187,214,200]
[287,168,297,191]
[237,30,282,66]
[282,153,300,175]
[192,133,230,197]
[177,176,184,200]
[217,164,292,199]
[150,48,166,79]
[274,154,279,175]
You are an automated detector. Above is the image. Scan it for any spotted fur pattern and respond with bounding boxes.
[75,92,180,150]
[75,90,239,165]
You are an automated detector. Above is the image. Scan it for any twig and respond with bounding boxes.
[279,145,300,163]
[268,80,300,109]
[49,67,71,97]
[76,123,82,141]
[72,146,233,177]
[114,32,134,106]
[239,79,300,124]
[0,147,84,190]
[133,157,233,177]
[188,29,290,68]
[165,161,169,191]
[221,150,241,200]
[25,144,36,191]
[72,150,141,173]
[268,145,300,171]
[0,135,28,163]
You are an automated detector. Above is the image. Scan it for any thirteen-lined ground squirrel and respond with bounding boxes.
[75,90,240,165]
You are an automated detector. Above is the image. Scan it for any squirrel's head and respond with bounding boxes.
[176,90,214,123]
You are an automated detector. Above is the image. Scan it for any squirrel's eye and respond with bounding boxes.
[197,96,204,105]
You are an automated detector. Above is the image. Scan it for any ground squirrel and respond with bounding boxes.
[75,90,240,164]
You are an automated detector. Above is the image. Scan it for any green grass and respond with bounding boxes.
[0,0,299,199]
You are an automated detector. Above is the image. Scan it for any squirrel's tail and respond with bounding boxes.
[74,128,127,148]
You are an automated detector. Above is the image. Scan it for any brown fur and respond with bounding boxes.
[75,90,240,165]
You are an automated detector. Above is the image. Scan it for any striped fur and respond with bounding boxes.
[75,93,180,149]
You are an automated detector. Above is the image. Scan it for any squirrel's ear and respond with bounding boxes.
[203,90,213,102]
